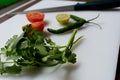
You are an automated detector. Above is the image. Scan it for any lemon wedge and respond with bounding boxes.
[56,14,70,24]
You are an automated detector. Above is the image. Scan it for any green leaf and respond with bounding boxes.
[48,47,59,55]
[22,24,32,34]
[20,40,28,49]
[1,33,24,57]
[68,53,76,63]
[0,62,5,75]
[5,64,22,74]
[34,44,48,56]
[5,35,18,47]
[6,54,20,61]
[16,58,34,66]
[45,38,55,45]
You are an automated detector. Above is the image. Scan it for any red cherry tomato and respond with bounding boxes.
[26,12,45,23]
[31,21,44,31]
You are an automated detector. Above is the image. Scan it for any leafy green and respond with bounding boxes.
[5,64,21,74]
[0,62,5,75]
[0,25,83,75]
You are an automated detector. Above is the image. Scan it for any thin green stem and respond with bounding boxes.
[2,61,14,64]
[45,45,66,48]
[66,29,78,49]
[73,35,84,44]
[62,29,78,62]
[87,14,100,22]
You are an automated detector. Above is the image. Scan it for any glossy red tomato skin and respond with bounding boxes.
[26,12,45,23]
[31,21,44,31]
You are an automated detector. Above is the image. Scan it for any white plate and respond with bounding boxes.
[0,1,120,80]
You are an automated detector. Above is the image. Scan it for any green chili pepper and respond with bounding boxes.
[47,14,100,34]
[70,14,85,22]
[48,20,86,34]
[70,14,100,22]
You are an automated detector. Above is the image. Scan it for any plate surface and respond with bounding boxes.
[0,1,120,80]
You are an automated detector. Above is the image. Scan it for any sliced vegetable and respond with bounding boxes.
[31,21,44,31]
[56,14,70,24]
[26,11,45,23]
[22,21,44,32]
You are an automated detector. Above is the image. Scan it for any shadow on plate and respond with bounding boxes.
[63,63,80,80]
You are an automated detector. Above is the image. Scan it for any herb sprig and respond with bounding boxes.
[0,25,83,75]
